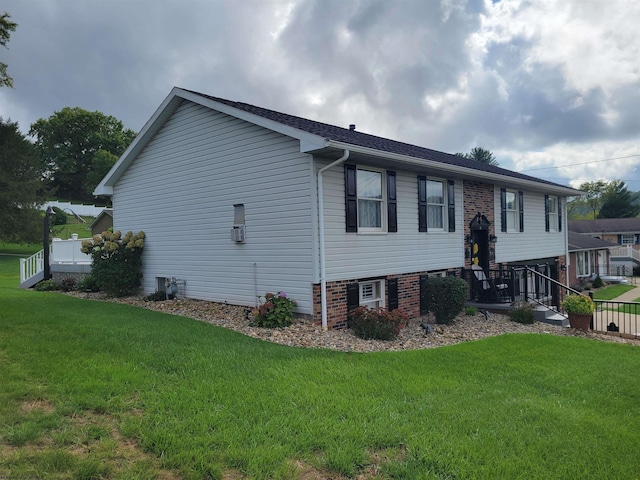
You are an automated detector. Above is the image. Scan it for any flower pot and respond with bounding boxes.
[568,313,592,331]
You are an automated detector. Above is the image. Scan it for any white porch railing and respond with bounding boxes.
[20,248,48,285]
[610,245,640,263]
[51,235,92,264]
[19,236,92,286]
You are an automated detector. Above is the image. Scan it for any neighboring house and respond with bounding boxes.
[567,231,615,286]
[94,87,580,329]
[569,218,640,248]
[89,208,113,236]
[569,218,640,275]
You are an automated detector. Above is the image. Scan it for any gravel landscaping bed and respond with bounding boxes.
[65,292,639,352]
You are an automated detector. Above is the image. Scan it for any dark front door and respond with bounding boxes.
[471,229,490,271]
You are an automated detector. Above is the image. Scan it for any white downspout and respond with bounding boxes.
[318,149,350,330]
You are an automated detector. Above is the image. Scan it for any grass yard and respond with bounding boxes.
[0,253,639,479]
[591,284,637,301]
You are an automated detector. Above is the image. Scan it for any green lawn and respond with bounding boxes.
[592,284,637,301]
[1,253,639,479]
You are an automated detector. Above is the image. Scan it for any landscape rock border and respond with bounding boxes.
[63,292,640,352]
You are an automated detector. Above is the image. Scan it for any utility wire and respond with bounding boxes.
[520,154,640,172]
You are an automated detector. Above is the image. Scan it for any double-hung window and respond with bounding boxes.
[427,180,445,230]
[621,234,635,245]
[501,188,524,233]
[576,251,590,277]
[547,196,558,231]
[357,168,384,230]
[418,176,455,232]
[345,165,396,233]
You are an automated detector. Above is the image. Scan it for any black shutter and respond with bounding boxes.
[387,171,397,232]
[419,274,429,315]
[518,191,524,232]
[346,283,359,311]
[345,164,357,233]
[558,197,562,232]
[418,176,427,232]
[500,188,507,233]
[388,278,398,311]
[544,194,550,232]
[447,180,455,232]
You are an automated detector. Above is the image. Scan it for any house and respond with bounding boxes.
[94,87,580,329]
[569,218,640,275]
[89,208,113,236]
[567,231,615,286]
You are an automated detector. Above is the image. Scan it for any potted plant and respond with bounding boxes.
[562,293,595,331]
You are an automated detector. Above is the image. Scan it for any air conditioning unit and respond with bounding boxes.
[231,224,245,243]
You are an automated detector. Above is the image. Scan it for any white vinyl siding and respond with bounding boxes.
[494,188,567,263]
[112,101,316,314]
[320,161,464,281]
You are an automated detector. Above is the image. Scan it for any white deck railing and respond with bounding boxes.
[610,245,640,263]
[19,236,92,285]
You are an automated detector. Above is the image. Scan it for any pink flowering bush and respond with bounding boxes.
[348,306,409,340]
[252,291,297,328]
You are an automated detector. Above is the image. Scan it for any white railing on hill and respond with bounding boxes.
[610,245,640,263]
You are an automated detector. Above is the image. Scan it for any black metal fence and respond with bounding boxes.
[592,299,640,338]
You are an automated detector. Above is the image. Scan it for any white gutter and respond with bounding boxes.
[318,150,350,330]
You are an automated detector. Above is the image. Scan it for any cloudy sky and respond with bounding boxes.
[1,0,639,189]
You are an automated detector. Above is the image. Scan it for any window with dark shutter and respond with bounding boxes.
[500,188,507,233]
[518,191,524,232]
[346,283,359,311]
[387,171,397,232]
[344,164,357,232]
[418,176,427,232]
[544,194,550,232]
[447,180,455,232]
[387,278,398,311]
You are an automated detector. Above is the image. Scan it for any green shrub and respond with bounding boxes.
[51,206,68,226]
[145,290,167,302]
[76,275,100,292]
[465,306,478,316]
[252,292,297,328]
[422,276,467,324]
[58,276,76,292]
[81,230,145,297]
[562,294,595,314]
[510,302,536,324]
[34,279,58,291]
[592,275,604,288]
[348,306,409,340]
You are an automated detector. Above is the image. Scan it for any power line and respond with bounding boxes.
[520,154,640,172]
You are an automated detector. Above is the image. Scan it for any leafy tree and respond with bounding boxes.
[598,180,640,218]
[576,180,606,220]
[0,12,17,88]
[0,118,47,243]
[455,147,498,166]
[29,107,136,203]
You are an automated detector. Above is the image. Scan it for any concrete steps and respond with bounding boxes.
[533,305,569,327]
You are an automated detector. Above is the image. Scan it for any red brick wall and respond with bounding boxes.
[312,269,458,329]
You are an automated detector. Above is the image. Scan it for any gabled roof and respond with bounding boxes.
[568,231,616,252]
[88,208,113,230]
[569,218,640,235]
[95,87,582,196]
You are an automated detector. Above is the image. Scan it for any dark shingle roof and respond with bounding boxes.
[569,218,640,234]
[568,231,616,251]
[185,89,575,190]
